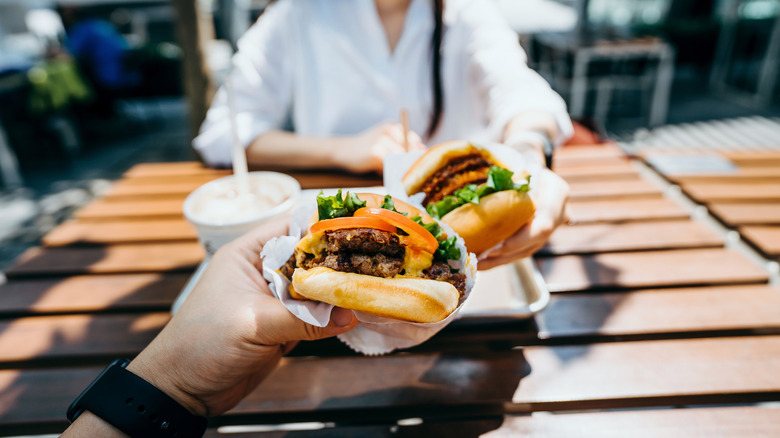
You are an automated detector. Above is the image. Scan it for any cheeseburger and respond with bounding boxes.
[280,191,466,323]
[402,141,536,254]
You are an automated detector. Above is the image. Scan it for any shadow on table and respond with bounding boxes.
[224,349,531,438]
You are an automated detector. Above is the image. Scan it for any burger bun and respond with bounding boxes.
[443,189,535,254]
[291,266,459,323]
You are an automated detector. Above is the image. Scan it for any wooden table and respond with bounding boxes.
[640,148,780,261]
[2,146,780,436]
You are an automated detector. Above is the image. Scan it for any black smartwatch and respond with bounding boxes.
[67,359,208,437]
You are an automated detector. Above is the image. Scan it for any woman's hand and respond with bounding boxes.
[337,122,425,174]
[477,168,570,270]
[126,220,357,417]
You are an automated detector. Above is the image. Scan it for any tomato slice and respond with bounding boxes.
[309,216,397,235]
[353,207,438,254]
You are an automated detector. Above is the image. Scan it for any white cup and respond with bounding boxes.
[183,171,301,255]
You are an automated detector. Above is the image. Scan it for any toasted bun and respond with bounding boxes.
[402,141,506,195]
[291,267,459,323]
[442,190,535,254]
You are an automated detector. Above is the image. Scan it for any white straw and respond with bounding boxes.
[225,74,250,199]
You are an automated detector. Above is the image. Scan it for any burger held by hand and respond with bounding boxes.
[402,140,536,255]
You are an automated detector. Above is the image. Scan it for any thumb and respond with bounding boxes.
[259,305,357,345]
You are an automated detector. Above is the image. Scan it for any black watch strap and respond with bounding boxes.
[67,359,208,438]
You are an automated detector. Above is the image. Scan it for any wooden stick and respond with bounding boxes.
[400,108,410,151]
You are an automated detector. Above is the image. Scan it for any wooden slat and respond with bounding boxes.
[123,161,226,178]
[117,174,227,185]
[103,180,203,199]
[536,248,769,292]
[554,144,626,158]
[5,243,204,277]
[709,202,780,226]
[202,406,780,437]
[0,350,528,428]
[537,285,780,340]
[0,313,167,363]
[285,171,382,190]
[0,273,188,316]
[553,155,629,168]
[485,406,780,438]
[682,182,780,203]
[668,166,780,184]
[74,199,185,221]
[568,179,664,200]
[539,220,722,255]
[554,161,640,182]
[721,151,780,166]
[514,336,780,410]
[567,198,689,224]
[740,226,780,257]
[42,220,197,246]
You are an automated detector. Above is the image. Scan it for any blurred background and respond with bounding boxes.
[1,0,779,270]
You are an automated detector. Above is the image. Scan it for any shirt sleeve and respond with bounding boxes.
[461,0,573,146]
[192,0,295,167]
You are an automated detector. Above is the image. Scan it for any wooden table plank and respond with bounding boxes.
[202,406,780,437]
[123,161,225,178]
[537,285,780,340]
[568,179,664,201]
[721,151,780,166]
[709,202,780,227]
[117,174,226,185]
[74,199,185,221]
[0,273,187,316]
[42,220,197,246]
[0,313,167,364]
[668,166,780,184]
[5,243,204,277]
[103,180,203,199]
[554,161,641,182]
[0,350,528,429]
[567,198,689,224]
[740,226,780,258]
[539,220,722,256]
[536,248,769,292]
[485,406,780,438]
[682,182,780,203]
[553,155,629,168]
[514,336,780,410]
[554,144,626,158]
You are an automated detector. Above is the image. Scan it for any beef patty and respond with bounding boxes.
[421,154,491,205]
[280,227,467,295]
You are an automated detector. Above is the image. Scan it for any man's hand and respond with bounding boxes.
[126,220,357,417]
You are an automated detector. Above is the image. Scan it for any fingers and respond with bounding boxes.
[256,304,357,346]
[406,130,426,151]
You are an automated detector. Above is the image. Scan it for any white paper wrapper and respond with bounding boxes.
[260,188,477,355]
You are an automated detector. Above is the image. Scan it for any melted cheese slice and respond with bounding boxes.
[296,231,434,276]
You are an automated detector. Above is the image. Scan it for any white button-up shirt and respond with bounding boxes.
[194,0,572,167]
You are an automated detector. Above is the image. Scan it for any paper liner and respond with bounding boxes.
[260,188,477,355]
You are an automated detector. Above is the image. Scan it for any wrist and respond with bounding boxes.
[128,346,207,417]
[504,130,554,169]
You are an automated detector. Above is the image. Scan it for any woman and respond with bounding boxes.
[195,0,571,263]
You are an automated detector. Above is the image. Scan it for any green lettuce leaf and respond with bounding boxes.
[435,235,461,261]
[317,189,367,220]
[426,166,531,219]
[380,194,407,216]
